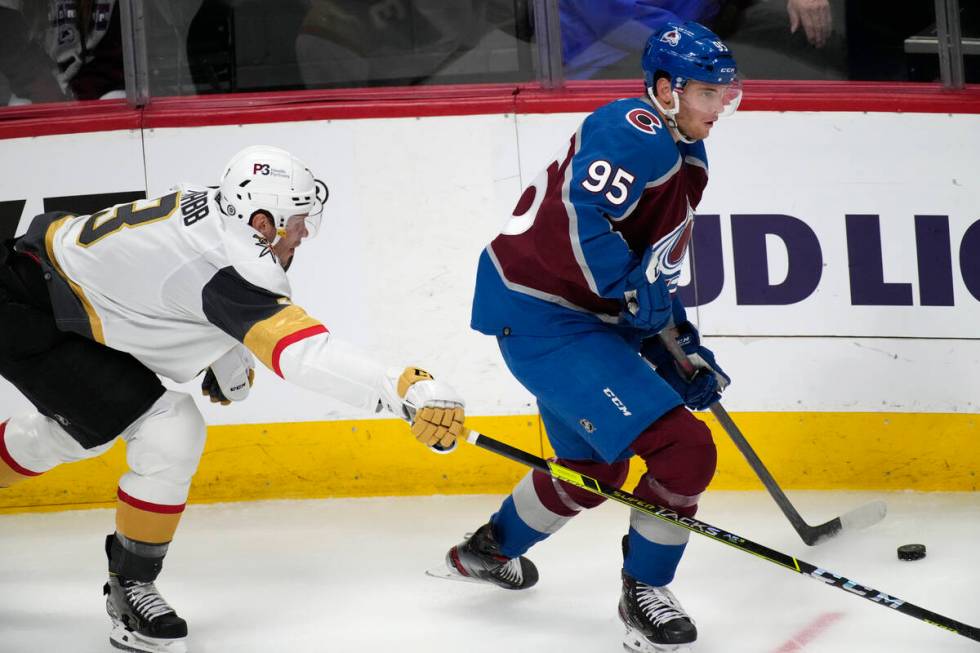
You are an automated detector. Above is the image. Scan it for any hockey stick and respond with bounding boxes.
[461,428,980,644]
[657,327,886,546]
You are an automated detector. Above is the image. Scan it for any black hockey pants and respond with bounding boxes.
[0,239,164,449]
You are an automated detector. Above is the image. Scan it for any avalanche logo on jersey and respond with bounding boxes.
[661,29,680,47]
[626,108,661,135]
[645,204,694,291]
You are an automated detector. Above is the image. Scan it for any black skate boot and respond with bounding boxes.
[618,571,697,652]
[104,534,188,653]
[445,522,539,590]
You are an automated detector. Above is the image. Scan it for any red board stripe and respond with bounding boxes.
[0,81,977,140]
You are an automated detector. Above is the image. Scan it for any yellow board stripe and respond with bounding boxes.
[44,216,105,344]
[0,411,977,514]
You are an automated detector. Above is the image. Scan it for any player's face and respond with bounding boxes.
[676,80,738,140]
[271,213,310,270]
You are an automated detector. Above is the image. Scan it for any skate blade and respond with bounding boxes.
[110,623,188,653]
[425,563,488,585]
[622,625,693,653]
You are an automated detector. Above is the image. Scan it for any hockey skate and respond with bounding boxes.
[104,575,188,653]
[619,572,697,652]
[429,523,538,590]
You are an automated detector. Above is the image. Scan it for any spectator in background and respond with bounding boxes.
[50,0,126,100]
[0,0,70,104]
[560,0,719,79]
[786,0,832,47]
[0,0,124,103]
[559,0,846,81]
[0,0,206,103]
[714,0,847,80]
[296,0,482,87]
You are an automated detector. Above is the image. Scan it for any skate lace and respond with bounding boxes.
[493,558,523,585]
[124,582,175,621]
[635,584,688,627]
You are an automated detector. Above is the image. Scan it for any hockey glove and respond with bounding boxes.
[620,249,672,332]
[641,321,730,411]
[201,345,256,405]
[397,367,465,451]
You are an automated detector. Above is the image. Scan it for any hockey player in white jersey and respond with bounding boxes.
[0,145,465,653]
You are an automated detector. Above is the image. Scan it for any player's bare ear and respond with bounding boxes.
[655,77,674,107]
[248,211,275,240]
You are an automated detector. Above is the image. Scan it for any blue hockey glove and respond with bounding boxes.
[621,252,672,332]
[641,321,730,411]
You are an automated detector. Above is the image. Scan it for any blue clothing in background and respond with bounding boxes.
[560,0,721,79]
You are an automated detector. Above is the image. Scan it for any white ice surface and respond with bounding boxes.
[1,492,978,653]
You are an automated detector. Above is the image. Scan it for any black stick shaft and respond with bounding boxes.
[659,328,834,545]
[464,429,980,644]
[708,402,834,541]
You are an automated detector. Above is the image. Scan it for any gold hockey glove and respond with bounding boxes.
[397,367,465,450]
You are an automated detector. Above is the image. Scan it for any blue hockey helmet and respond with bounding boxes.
[642,21,738,91]
[641,20,741,135]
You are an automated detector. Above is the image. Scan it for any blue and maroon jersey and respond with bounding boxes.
[471,97,707,336]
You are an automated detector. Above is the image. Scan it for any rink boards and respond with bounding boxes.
[2,410,978,514]
[1,103,979,511]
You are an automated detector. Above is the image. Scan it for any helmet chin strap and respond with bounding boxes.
[647,87,697,144]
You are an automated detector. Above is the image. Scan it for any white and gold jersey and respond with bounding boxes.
[17,185,391,412]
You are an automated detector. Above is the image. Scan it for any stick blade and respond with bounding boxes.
[804,500,888,546]
[839,499,888,531]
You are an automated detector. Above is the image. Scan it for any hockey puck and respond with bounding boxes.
[897,544,926,561]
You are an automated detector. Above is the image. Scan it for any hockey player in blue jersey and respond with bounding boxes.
[439,21,740,652]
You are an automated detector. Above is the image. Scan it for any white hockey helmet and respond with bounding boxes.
[218,145,328,240]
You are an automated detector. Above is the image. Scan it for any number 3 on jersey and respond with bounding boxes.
[582,160,635,206]
[78,192,180,247]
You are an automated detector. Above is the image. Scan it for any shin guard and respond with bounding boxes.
[115,392,205,544]
[491,458,629,559]
[625,407,716,585]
